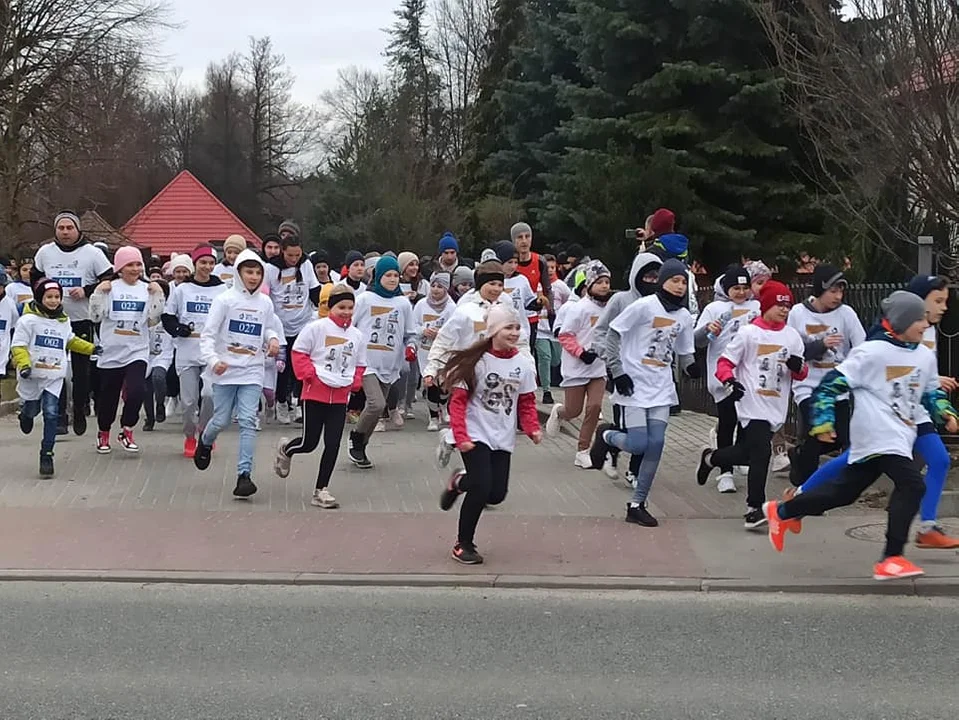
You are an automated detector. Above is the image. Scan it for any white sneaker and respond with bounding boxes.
[716,472,737,494]
[574,450,592,468]
[276,403,291,425]
[602,453,619,479]
[625,470,637,489]
[770,446,790,473]
[404,407,415,420]
[436,431,454,468]
[427,417,439,432]
[164,397,178,417]
[374,419,386,432]
[254,415,262,431]
[389,408,405,428]
[709,424,718,449]
[545,404,564,437]
[734,465,748,478]
[311,488,339,509]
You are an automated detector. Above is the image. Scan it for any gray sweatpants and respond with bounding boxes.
[178,365,213,439]
[356,374,391,439]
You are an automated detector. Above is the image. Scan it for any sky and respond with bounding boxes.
[157,0,396,103]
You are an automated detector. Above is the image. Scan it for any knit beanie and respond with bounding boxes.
[158,262,170,277]
[262,232,281,248]
[658,258,688,285]
[759,280,794,315]
[882,290,928,334]
[113,246,142,274]
[584,260,611,290]
[34,278,62,304]
[438,232,459,253]
[191,245,216,263]
[486,303,520,338]
[812,264,846,297]
[430,271,451,289]
[397,251,418,275]
[277,219,301,238]
[170,255,194,275]
[312,249,330,265]
[745,260,772,281]
[492,240,517,264]
[510,222,532,241]
[906,274,947,299]
[474,260,505,290]
[344,250,364,268]
[720,265,750,294]
[566,244,584,261]
[649,208,675,237]
[54,210,81,231]
[223,234,247,254]
[452,265,474,288]
[654,233,689,260]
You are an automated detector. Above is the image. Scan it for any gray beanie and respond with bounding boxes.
[452,266,474,287]
[277,219,300,237]
[429,271,451,289]
[881,290,927,334]
[510,222,532,241]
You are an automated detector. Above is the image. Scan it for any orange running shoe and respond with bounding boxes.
[763,501,801,552]
[183,436,197,458]
[915,526,959,549]
[873,555,925,581]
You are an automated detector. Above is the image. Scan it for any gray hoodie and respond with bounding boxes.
[594,252,662,367]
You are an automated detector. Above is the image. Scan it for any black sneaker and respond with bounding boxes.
[440,469,466,511]
[72,411,87,436]
[451,542,483,564]
[787,447,804,487]
[625,502,659,527]
[19,411,33,435]
[39,451,54,478]
[696,448,713,486]
[348,431,373,469]
[233,472,257,498]
[194,440,213,471]
[156,404,166,424]
[542,391,554,405]
[142,420,155,432]
[744,507,767,530]
[589,422,614,471]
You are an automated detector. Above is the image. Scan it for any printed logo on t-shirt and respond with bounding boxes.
[33,331,65,370]
[479,366,522,416]
[227,308,263,356]
[321,336,356,375]
[368,305,399,352]
[756,343,789,397]
[805,322,844,368]
[642,316,679,368]
[277,270,306,310]
[886,365,921,426]
[589,314,599,327]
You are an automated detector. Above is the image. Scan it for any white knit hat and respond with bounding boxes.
[170,254,195,275]
[486,303,520,338]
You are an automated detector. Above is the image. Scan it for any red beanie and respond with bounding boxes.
[759,280,793,315]
[649,208,676,236]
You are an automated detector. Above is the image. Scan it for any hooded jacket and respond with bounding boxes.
[199,249,281,386]
[594,252,662,365]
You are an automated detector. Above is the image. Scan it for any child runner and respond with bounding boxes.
[7,261,34,311]
[413,272,456,431]
[490,241,538,353]
[89,247,165,453]
[792,275,959,549]
[694,265,760,494]
[398,251,429,418]
[341,251,368,294]
[12,279,94,477]
[0,275,17,410]
[348,255,416,469]
[591,252,663,481]
[535,254,570,405]
[213,234,246,287]
[439,304,542,564]
[787,264,865,487]
[588,259,699,526]
[193,249,281,497]
[695,281,806,528]
[143,280,173,431]
[273,285,366,508]
[764,291,959,580]
[451,266,474,302]
[546,261,612,468]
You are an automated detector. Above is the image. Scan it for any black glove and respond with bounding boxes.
[176,323,194,338]
[579,349,598,365]
[613,374,634,396]
[525,297,543,312]
[786,355,804,373]
[683,363,701,379]
[724,379,745,402]
[18,366,31,379]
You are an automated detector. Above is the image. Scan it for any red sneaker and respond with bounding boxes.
[118,428,139,453]
[183,436,197,458]
[915,526,959,549]
[96,431,111,454]
[873,555,924,581]
[763,501,802,552]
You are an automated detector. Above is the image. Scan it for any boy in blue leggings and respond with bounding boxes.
[792,276,958,549]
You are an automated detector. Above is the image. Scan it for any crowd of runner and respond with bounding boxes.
[0,208,956,578]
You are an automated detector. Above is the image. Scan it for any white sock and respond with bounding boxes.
[919,520,937,532]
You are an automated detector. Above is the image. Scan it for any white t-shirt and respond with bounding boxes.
[788,303,865,404]
[921,324,937,352]
[503,274,535,339]
[293,317,367,389]
[720,322,804,429]
[267,261,321,337]
[93,281,154,369]
[838,340,940,463]
[6,281,33,311]
[412,296,456,375]
[165,280,229,369]
[352,292,415,384]
[553,294,579,335]
[148,325,174,373]
[0,294,18,369]
[213,262,235,288]
[33,242,112,321]
[539,279,571,339]
[11,311,75,400]
[609,294,694,408]
[558,296,607,386]
[695,298,761,402]
[458,350,536,452]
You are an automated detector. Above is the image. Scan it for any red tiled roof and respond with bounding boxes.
[120,170,260,257]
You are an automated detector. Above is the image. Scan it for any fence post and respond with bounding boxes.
[918,235,935,275]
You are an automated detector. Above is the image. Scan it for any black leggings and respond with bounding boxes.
[780,454,924,558]
[275,334,301,405]
[283,401,348,489]
[715,395,739,474]
[710,419,773,509]
[792,398,851,486]
[458,442,511,547]
[97,361,148,432]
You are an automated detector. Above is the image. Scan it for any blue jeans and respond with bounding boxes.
[22,390,61,453]
[799,424,948,523]
[605,405,670,504]
[201,383,261,475]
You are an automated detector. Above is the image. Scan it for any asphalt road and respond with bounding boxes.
[1,583,957,719]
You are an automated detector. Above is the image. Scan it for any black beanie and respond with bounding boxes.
[720,265,750,294]
[344,250,364,267]
[492,240,517,264]
[812,264,846,297]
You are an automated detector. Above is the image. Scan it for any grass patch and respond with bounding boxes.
[1,377,16,402]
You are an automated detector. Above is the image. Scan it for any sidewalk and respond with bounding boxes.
[0,404,954,595]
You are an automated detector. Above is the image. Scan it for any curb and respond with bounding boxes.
[0,399,17,418]
[0,569,953,596]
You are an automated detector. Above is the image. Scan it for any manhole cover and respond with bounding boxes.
[846,521,959,543]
